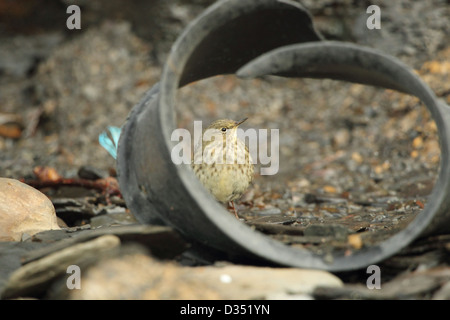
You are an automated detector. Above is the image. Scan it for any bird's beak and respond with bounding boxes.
[234,117,248,127]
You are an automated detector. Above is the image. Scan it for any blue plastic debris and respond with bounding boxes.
[99,126,121,159]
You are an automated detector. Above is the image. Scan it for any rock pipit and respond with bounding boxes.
[192,118,254,218]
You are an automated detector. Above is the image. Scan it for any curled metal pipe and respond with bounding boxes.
[117,0,449,271]
[237,42,450,238]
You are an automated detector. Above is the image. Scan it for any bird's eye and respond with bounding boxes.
[221,128,227,132]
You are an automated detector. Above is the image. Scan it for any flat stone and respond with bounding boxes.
[0,241,48,294]
[1,235,121,299]
[23,224,188,263]
[248,215,297,225]
[314,266,450,300]
[247,222,304,236]
[51,252,342,299]
[0,224,189,298]
[89,209,137,228]
[0,178,60,241]
[190,265,343,299]
[304,223,353,240]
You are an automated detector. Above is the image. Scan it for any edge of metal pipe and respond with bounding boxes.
[117,0,450,271]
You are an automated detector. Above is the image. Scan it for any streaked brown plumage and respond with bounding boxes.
[192,118,254,218]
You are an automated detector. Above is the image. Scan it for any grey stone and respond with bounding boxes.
[1,235,121,299]
[304,224,353,240]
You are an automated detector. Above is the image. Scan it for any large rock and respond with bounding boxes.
[1,235,121,299]
[0,225,188,298]
[50,251,342,300]
[0,178,60,241]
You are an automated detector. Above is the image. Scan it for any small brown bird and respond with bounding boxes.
[192,118,254,218]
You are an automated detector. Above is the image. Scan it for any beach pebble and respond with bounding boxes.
[0,178,60,241]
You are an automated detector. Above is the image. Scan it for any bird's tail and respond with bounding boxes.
[99,126,121,159]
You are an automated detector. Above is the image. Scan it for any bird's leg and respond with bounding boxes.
[228,201,239,219]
